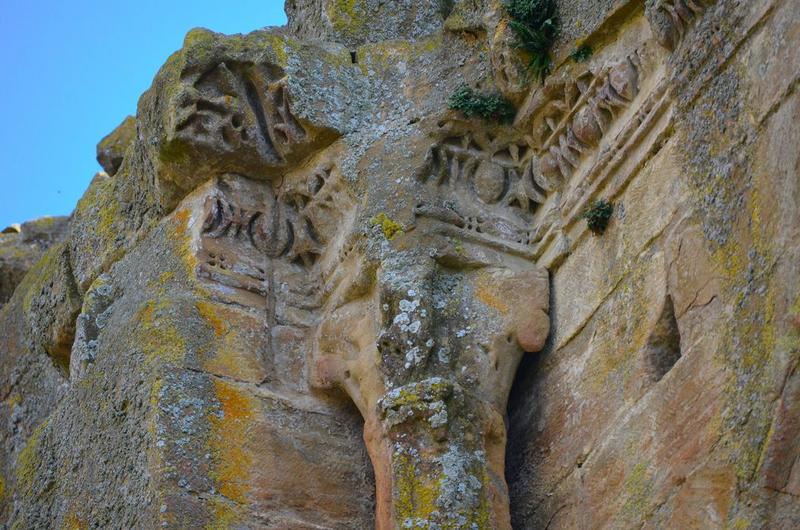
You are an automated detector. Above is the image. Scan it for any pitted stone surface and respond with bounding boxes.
[1,0,800,529]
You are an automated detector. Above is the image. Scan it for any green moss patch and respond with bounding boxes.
[448,85,516,123]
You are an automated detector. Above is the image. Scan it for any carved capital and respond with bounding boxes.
[310,234,549,528]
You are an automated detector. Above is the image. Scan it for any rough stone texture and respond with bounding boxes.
[1,0,799,528]
[96,115,136,176]
[0,216,70,307]
[285,0,447,48]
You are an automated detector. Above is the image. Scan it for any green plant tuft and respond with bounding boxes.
[570,44,593,63]
[448,85,516,122]
[582,199,614,234]
[504,0,559,81]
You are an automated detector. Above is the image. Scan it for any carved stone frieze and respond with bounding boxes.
[413,50,643,265]
[527,56,640,186]
[497,35,682,269]
[415,132,549,255]
[194,163,354,313]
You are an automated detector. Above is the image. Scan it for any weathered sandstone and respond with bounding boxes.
[0,0,798,528]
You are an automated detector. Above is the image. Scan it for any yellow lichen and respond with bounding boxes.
[15,419,49,497]
[135,299,187,366]
[20,244,60,316]
[620,461,654,520]
[70,174,125,285]
[207,498,240,530]
[371,213,404,240]
[730,517,752,530]
[392,450,491,529]
[170,209,200,284]
[264,33,290,67]
[394,453,440,523]
[328,0,366,38]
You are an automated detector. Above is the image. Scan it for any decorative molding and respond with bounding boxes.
[528,56,641,186]
[415,132,545,257]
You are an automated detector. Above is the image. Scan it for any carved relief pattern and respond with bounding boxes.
[416,133,548,252]
[172,60,309,165]
[417,48,662,265]
[199,193,272,307]
[530,56,640,186]
[202,195,293,258]
[281,164,354,269]
[196,166,353,311]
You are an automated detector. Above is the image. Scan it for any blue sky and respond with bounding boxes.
[0,1,287,228]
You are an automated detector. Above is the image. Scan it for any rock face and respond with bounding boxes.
[0,216,70,308]
[96,116,136,176]
[0,0,799,528]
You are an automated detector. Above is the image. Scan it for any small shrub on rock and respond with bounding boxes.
[582,199,614,235]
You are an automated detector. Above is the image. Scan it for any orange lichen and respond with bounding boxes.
[208,379,255,504]
[61,511,87,530]
[5,394,21,409]
[194,302,266,382]
[476,279,509,315]
[196,301,227,338]
[173,209,191,238]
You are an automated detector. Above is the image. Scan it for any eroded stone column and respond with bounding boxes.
[312,242,549,528]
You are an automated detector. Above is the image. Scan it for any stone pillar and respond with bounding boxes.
[312,247,549,528]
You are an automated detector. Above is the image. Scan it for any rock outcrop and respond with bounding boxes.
[0,0,799,528]
[0,216,70,308]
